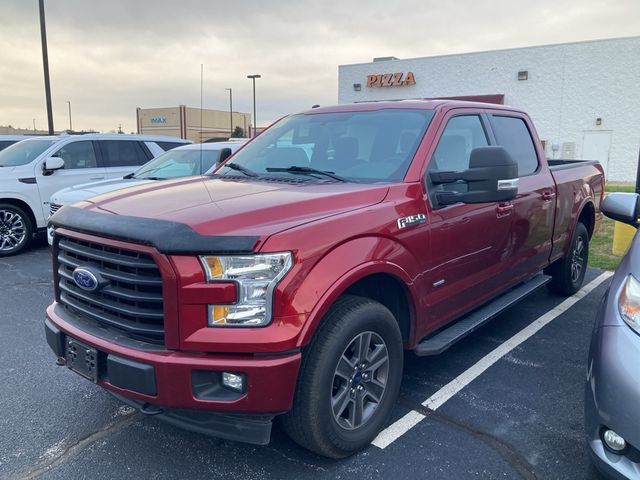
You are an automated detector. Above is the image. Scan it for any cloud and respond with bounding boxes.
[1,0,638,133]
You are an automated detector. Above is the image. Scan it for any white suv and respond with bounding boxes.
[0,134,190,256]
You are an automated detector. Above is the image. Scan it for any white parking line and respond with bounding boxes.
[372,271,613,449]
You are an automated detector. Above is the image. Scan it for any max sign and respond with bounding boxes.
[366,72,416,88]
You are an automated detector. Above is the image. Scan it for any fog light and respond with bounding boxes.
[603,429,627,453]
[222,372,245,392]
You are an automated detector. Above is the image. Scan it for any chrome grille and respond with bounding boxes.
[50,203,62,216]
[56,235,165,343]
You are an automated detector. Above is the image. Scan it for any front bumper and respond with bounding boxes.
[45,303,302,416]
[109,392,274,445]
[585,319,640,479]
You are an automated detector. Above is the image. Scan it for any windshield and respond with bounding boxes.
[217,109,434,183]
[134,148,220,179]
[0,139,56,167]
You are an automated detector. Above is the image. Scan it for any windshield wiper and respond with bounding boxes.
[266,166,348,182]
[123,173,135,179]
[223,162,259,177]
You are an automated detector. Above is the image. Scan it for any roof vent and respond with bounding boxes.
[373,56,399,62]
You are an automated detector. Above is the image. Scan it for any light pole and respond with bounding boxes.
[225,88,233,137]
[66,100,72,131]
[39,0,54,134]
[247,74,261,137]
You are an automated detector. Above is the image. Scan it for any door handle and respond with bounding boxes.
[541,191,556,201]
[496,203,514,215]
[90,176,105,180]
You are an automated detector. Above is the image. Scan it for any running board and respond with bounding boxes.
[414,274,551,356]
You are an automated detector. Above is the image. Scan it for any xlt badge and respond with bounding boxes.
[397,214,427,230]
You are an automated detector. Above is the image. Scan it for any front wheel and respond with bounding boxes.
[281,295,403,458]
[546,222,589,295]
[0,203,34,257]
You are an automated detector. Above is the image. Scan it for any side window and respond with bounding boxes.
[430,115,488,172]
[156,141,187,151]
[490,116,539,176]
[427,115,488,201]
[98,141,150,167]
[53,141,98,169]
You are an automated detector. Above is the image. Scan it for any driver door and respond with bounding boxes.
[425,113,515,330]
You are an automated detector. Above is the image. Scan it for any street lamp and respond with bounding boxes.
[247,74,261,137]
[225,88,233,137]
[39,0,54,134]
[66,100,72,131]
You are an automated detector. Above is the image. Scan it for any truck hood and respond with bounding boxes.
[80,177,390,238]
[51,177,155,206]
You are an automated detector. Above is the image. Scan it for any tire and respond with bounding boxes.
[546,222,589,295]
[281,295,403,458]
[0,203,34,257]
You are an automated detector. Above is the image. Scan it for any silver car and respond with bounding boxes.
[585,192,640,479]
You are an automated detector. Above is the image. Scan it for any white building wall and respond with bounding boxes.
[338,37,640,182]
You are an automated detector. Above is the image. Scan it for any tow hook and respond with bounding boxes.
[55,356,66,366]
[140,403,164,416]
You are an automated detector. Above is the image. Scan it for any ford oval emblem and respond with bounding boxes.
[72,267,99,292]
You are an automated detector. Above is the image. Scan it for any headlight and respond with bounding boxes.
[199,252,293,327]
[618,274,640,334]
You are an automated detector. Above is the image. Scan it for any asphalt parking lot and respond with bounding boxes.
[1,238,610,480]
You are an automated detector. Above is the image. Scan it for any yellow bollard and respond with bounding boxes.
[612,221,637,256]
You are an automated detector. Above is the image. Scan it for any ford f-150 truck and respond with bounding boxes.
[46,100,604,458]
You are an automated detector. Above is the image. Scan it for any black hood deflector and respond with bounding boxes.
[49,206,259,255]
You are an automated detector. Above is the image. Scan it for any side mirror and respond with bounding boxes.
[43,157,65,175]
[430,146,518,206]
[217,148,233,166]
[601,192,640,227]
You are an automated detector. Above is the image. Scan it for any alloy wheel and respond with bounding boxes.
[331,331,390,430]
[0,209,27,252]
[571,236,585,283]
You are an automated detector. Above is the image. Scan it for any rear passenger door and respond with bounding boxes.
[96,140,153,178]
[487,113,555,279]
[425,112,515,329]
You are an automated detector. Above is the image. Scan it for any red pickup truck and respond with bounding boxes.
[46,100,604,458]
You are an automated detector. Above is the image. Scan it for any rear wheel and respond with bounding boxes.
[546,222,589,295]
[281,295,403,458]
[0,203,33,257]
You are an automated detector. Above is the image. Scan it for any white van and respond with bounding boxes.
[0,134,190,256]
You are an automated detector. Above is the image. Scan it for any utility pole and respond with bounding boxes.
[66,100,72,131]
[247,74,261,137]
[225,88,233,137]
[39,0,54,134]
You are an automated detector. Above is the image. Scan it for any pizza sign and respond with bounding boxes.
[366,72,416,88]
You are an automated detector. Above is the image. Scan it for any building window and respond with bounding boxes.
[517,70,528,81]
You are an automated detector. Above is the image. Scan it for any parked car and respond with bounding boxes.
[0,135,28,152]
[47,141,246,244]
[46,100,604,458]
[585,192,640,479]
[0,134,190,256]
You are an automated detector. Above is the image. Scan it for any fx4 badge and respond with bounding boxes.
[397,214,426,230]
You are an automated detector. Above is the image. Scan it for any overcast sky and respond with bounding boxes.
[1,0,638,133]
